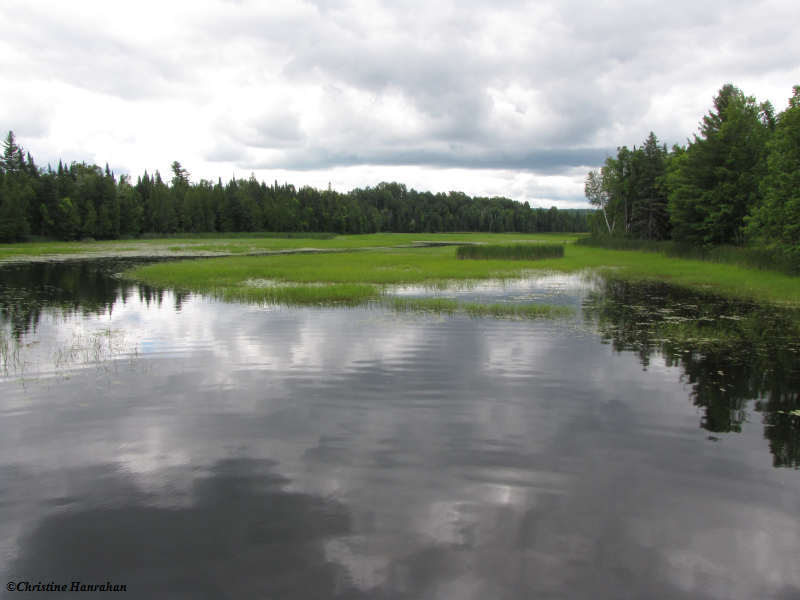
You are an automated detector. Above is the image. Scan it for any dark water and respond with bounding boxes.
[1,261,799,599]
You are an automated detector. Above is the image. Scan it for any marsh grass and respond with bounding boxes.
[388,297,460,313]
[125,234,800,306]
[1,233,582,262]
[461,302,573,318]
[221,283,380,306]
[0,329,22,376]
[577,236,798,274]
[387,297,572,318]
[456,244,564,260]
[139,231,337,240]
[127,248,550,289]
[1,327,139,382]
[53,328,136,370]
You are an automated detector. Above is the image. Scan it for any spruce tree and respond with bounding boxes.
[668,84,770,245]
[745,86,800,265]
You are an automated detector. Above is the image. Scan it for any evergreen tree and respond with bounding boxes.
[630,132,670,240]
[54,197,81,240]
[668,84,770,245]
[35,173,59,237]
[118,176,143,236]
[0,132,32,241]
[0,175,33,242]
[170,161,191,232]
[1,131,25,174]
[150,172,178,233]
[745,85,800,264]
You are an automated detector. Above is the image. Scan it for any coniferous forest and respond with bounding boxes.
[0,137,590,242]
[584,83,800,266]
[3,82,798,252]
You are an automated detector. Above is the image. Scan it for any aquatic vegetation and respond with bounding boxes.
[1,233,581,262]
[126,247,586,317]
[221,283,380,306]
[577,236,798,275]
[127,240,800,307]
[0,325,139,382]
[0,328,21,376]
[388,296,572,318]
[125,248,548,288]
[388,297,460,313]
[461,302,573,319]
[53,327,137,370]
[583,279,800,467]
[456,243,564,260]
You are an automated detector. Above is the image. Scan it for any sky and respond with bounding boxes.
[1,0,798,208]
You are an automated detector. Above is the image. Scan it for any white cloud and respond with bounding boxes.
[2,0,798,206]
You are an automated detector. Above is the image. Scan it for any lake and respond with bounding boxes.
[1,259,799,599]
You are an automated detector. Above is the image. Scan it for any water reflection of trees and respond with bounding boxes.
[0,260,188,337]
[583,279,800,468]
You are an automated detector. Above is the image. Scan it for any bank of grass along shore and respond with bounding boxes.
[576,235,799,275]
[0,232,580,263]
[124,239,800,308]
[7,233,794,308]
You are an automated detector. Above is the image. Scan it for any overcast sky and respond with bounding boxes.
[2,0,798,208]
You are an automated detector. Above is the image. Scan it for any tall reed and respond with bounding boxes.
[576,236,798,274]
[456,244,564,260]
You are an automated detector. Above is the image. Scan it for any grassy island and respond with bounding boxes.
[111,232,800,308]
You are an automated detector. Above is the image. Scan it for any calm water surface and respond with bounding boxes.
[1,260,799,599]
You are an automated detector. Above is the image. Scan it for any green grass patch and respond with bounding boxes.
[388,297,461,313]
[1,233,582,261]
[577,236,798,274]
[387,297,572,318]
[118,233,800,307]
[126,247,554,289]
[456,243,564,260]
[221,283,380,306]
[137,231,337,240]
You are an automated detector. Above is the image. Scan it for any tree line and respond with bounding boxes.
[0,138,590,242]
[585,83,800,264]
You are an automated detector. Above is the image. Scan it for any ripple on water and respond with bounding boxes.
[1,260,799,599]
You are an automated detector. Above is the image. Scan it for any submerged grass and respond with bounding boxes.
[461,302,573,318]
[53,327,136,369]
[1,327,140,382]
[457,243,564,260]
[0,329,22,376]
